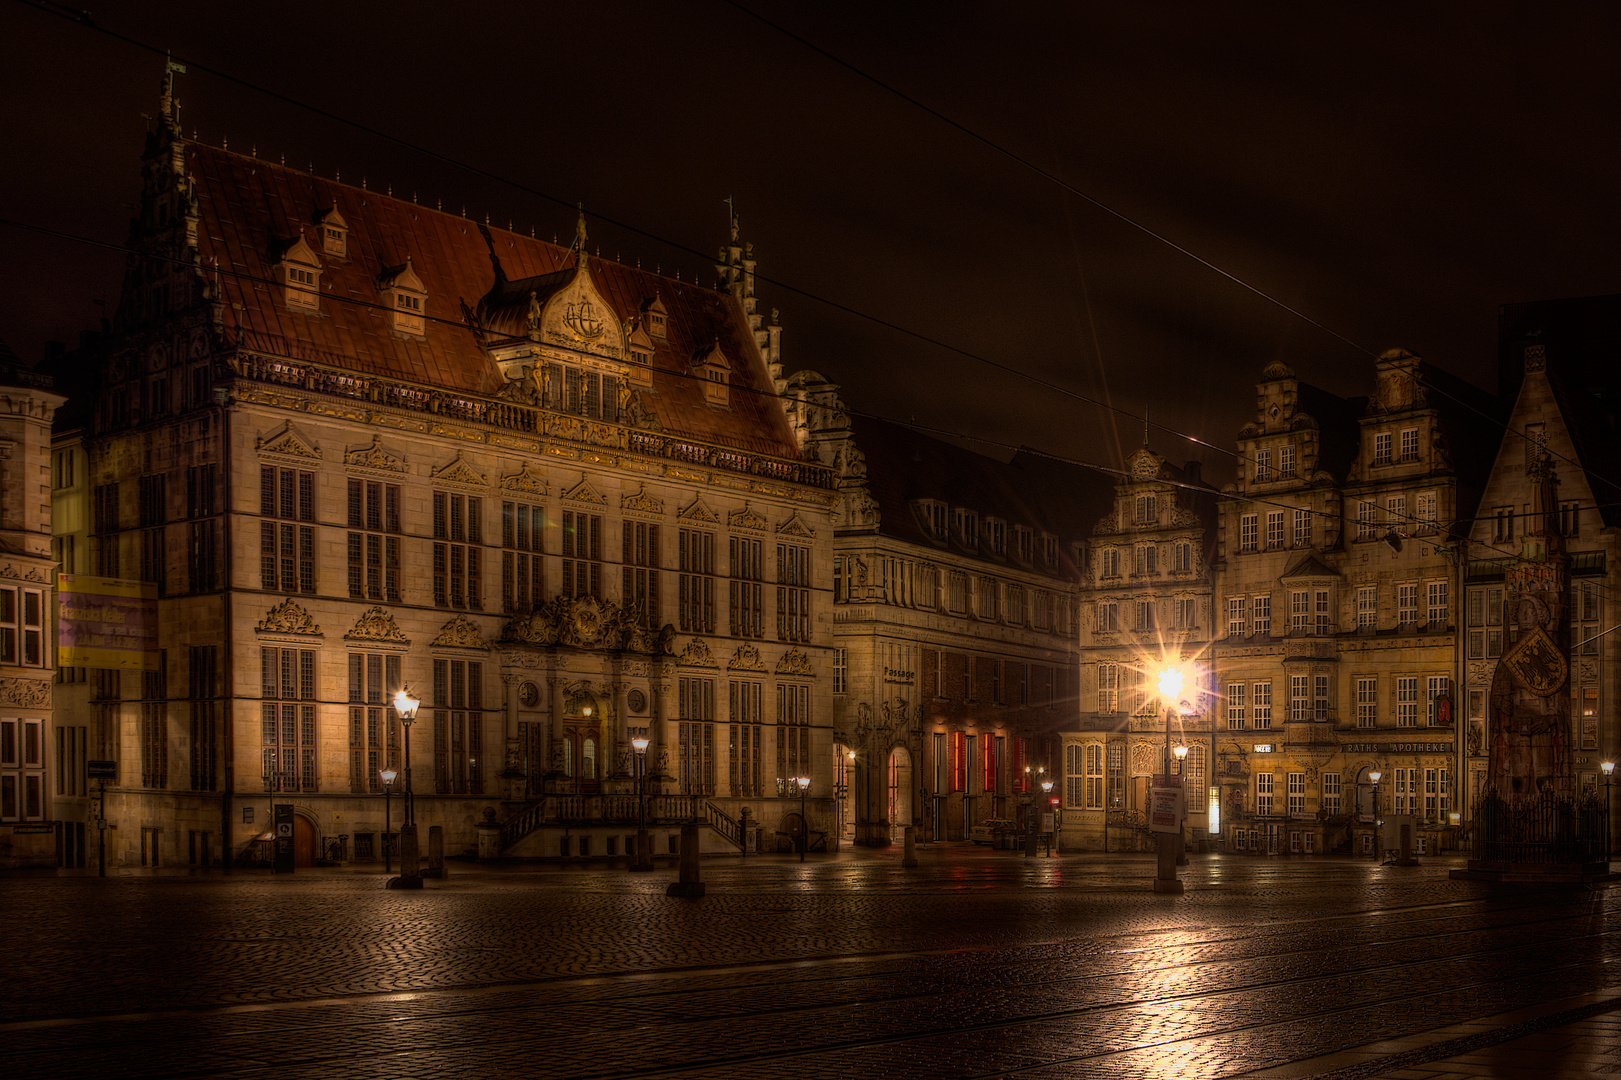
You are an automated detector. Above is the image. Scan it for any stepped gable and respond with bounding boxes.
[186,141,797,459]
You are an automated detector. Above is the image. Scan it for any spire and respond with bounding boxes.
[159,53,187,133]
[1143,406,1151,449]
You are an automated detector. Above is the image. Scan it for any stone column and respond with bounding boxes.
[500,671,524,801]
[651,659,673,794]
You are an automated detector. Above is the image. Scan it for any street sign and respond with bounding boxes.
[273,804,295,873]
[87,760,117,780]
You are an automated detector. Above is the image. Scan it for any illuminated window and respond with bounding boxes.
[1226,683,1246,729]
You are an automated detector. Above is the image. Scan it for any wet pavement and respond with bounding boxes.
[3,845,1617,1078]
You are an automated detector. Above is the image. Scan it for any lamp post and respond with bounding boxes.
[630,734,653,871]
[1040,778,1055,856]
[1155,666,1186,894]
[379,768,398,874]
[391,687,422,888]
[797,775,811,862]
[1368,769,1383,859]
[1173,743,1189,865]
[1602,761,1615,866]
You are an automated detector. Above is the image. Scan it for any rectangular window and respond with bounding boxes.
[93,481,120,577]
[1386,495,1406,533]
[1287,772,1305,816]
[1396,676,1419,728]
[1227,596,1246,638]
[622,521,662,629]
[1493,507,1514,543]
[1398,584,1418,626]
[1322,772,1341,815]
[264,647,318,793]
[1097,662,1119,713]
[1291,590,1309,634]
[1292,508,1310,548]
[832,648,847,695]
[562,511,603,600]
[1084,744,1105,809]
[1279,444,1296,478]
[1427,676,1451,725]
[140,661,168,789]
[1,717,46,821]
[1253,681,1271,729]
[1239,514,1258,552]
[1426,582,1448,627]
[1134,598,1156,631]
[1096,601,1118,634]
[1357,500,1377,540]
[1134,545,1157,575]
[976,576,999,620]
[1314,588,1331,635]
[433,659,483,795]
[1254,448,1272,481]
[1417,492,1438,532]
[1176,597,1197,629]
[0,585,46,667]
[950,730,966,792]
[501,501,545,614]
[1356,677,1377,728]
[433,491,483,610]
[1399,428,1420,462]
[729,536,763,637]
[1356,585,1376,630]
[1373,432,1392,466]
[678,528,716,633]
[262,467,316,594]
[1290,675,1309,722]
[1252,594,1271,635]
[1134,494,1157,524]
[1256,773,1273,816]
[188,645,219,792]
[1100,547,1119,578]
[776,542,810,642]
[348,651,402,792]
[728,679,762,796]
[346,479,399,602]
[1559,500,1580,539]
[1266,512,1284,549]
[1314,675,1330,720]
[679,677,717,796]
[1226,683,1246,730]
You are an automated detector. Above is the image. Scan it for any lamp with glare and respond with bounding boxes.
[630,733,652,871]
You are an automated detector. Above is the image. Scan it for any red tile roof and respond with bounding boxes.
[188,141,799,459]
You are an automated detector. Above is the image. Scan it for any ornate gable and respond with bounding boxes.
[561,477,608,506]
[729,504,768,532]
[678,638,718,668]
[344,606,410,645]
[775,512,816,539]
[431,452,488,490]
[432,615,490,651]
[621,484,665,519]
[727,643,767,671]
[775,648,814,677]
[677,496,720,524]
[499,464,548,499]
[256,422,322,461]
[346,436,408,474]
[538,252,628,363]
[255,599,321,637]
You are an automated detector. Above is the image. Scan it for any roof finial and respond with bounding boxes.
[724,194,739,241]
[1143,406,1151,449]
[160,53,186,131]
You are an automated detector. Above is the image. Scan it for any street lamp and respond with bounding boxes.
[392,687,422,888]
[1040,778,1055,856]
[1172,744,1189,865]
[379,768,398,874]
[797,775,811,862]
[1154,666,1186,893]
[1368,769,1383,859]
[1602,761,1615,866]
[630,734,653,871]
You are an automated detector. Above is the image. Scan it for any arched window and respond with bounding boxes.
[583,737,597,781]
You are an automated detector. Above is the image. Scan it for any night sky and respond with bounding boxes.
[3,1,1618,487]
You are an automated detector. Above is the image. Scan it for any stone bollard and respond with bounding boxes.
[666,822,706,897]
[476,818,502,861]
[388,824,423,889]
[422,825,446,878]
[902,825,918,868]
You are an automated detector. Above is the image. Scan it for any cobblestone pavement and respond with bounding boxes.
[4,846,1619,1079]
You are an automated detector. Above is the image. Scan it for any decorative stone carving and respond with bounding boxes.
[432,615,490,650]
[678,638,718,668]
[561,477,608,505]
[677,496,719,524]
[0,564,51,583]
[346,436,408,473]
[729,504,768,532]
[0,678,50,709]
[621,484,665,517]
[431,452,488,489]
[500,596,674,656]
[727,644,766,671]
[774,512,815,539]
[775,648,814,677]
[344,606,410,644]
[256,422,321,460]
[255,599,321,636]
[499,464,548,498]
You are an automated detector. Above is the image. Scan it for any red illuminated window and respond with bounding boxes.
[982,736,996,793]
[1012,737,1027,792]
[950,731,965,793]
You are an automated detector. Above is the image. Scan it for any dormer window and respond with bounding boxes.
[626,322,655,384]
[1042,533,1058,566]
[316,207,349,258]
[275,233,322,312]
[986,518,1007,557]
[915,500,948,543]
[642,295,668,340]
[1014,525,1034,563]
[694,342,730,408]
[377,258,427,338]
[954,508,978,548]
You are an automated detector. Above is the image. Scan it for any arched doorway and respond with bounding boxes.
[561,693,603,794]
[834,743,855,842]
[292,813,318,868]
[888,746,913,844]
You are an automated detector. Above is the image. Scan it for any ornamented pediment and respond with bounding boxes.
[0,563,51,583]
[775,648,814,677]
[0,677,50,709]
[727,643,766,672]
[431,452,488,489]
[256,422,322,461]
[1127,448,1164,479]
[561,477,608,506]
[500,464,548,498]
[678,638,718,668]
[775,512,816,539]
[677,496,719,524]
[344,606,410,645]
[346,436,408,474]
[255,599,321,637]
[729,504,768,532]
[499,596,675,656]
[621,484,665,518]
[537,252,628,363]
[432,615,490,651]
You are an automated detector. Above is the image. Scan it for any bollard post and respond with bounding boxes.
[424,825,446,878]
[902,825,918,868]
[666,822,706,897]
[389,825,423,889]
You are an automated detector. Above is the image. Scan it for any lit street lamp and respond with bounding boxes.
[1040,778,1055,856]
[379,768,398,874]
[1602,761,1615,866]
[1173,743,1189,866]
[1368,769,1383,859]
[630,734,653,871]
[797,775,811,862]
[391,687,422,889]
[1154,666,1186,893]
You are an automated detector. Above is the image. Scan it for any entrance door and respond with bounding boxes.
[834,744,854,842]
[293,814,318,867]
[888,746,913,844]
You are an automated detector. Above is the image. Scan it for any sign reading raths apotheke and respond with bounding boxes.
[1342,742,1454,754]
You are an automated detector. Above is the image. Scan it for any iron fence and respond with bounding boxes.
[1470,790,1608,866]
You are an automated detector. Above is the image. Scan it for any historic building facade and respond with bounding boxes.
[788,377,1109,845]
[0,353,64,869]
[47,81,837,869]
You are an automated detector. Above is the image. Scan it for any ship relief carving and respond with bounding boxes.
[0,677,50,709]
[677,496,720,524]
[621,484,665,518]
[345,436,408,474]
[729,504,768,533]
[432,615,490,651]
[256,422,322,460]
[431,452,488,490]
[499,596,674,656]
[255,599,321,637]
[499,464,548,498]
[727,644,767,672]
[678,638,718,668]
[344,606,410,644]
[775,648,814,677]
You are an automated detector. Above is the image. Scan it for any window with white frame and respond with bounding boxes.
[1134,494,1157,524]
[1280,443,1296,478]
[1357,500,1377,539]
[832,648,847,695]
[1417,491,1438,532]
[1290,590,1309,633]
[1356,585,1376,630]
[1393,767,1412,814]
[1253,681,1271,728]
[0,585,46,667]
[1287,772,1305,816]
[1097,662,1119,713]
[1356,677,1377,727]
[1134,544,1157,575]
[1226,683,1247,729]
[1239,514,1258,552]
[1290,675,1309,721]
[1396,676,1419,727]
[1100,547,1119,578]
[1176,597,1197,629]
[1292,508,1311,548]
[1256,772,1274,815]
[1134,598,1155,631]
[1426,581,1448,627]
[1266,512,1284,549]
[1254,449,1272,482]
[1314,588,1331,635]
[1227,597,1246,638]
[1314,675,1330,720]
[1386,495,1407,533]
[1174,542,1191,572]
[1398,584,1418,626]
[1085,744,1104,808]
[1373,432,1392,466]
[1322,771,1341,814]
[1427,676,1451,724]
[1096,601,1118,633]
[1399,428,1419,462]
[1252,594,1271,635]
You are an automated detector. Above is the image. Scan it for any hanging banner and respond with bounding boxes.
[57,574,159,670]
